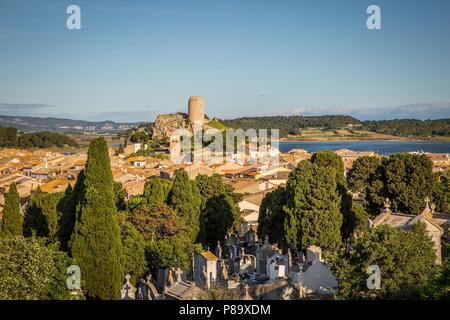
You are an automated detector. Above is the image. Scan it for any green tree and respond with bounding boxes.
[331,223,437,299]
[145,235,200,272]
[24,187,46,238]
[1,183,23,237]
[0,127,78,148]
[365,168,387,215]
[130,131,150,149]
[58,175,83,251]
[311,151,353,241]
[168,170,202,243]
[203,194,238,248]
[311,151,346,187]
[196,174,228,200]
[130,204,184,242]
[366,154,436,215]
[0,237,72,300]
[46,242,76,300]
[421,259,450,300]
[433,171,450,214]
[143,177,172,208]
[24,188,62,241]
[129,203,198,272]
[117,213,148,283]
[70,138,124,300]
[113,181,127,211]
[348,203,370,239]
[284,160,342,252]
[347,156,381,195]
[196,174,239,247]
[258,187,288,247]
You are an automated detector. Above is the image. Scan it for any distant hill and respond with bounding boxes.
[1,114,449,139]
[0,127,79,148]
[222,115,450,138]
[0,115,146,133]
[222,115,361,137]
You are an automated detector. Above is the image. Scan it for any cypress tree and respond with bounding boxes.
[312,151,353,241]
[58,174,83,251]
[196,174,239,247]
[24,187,61,240]
[311,151,346,187]
[383,153,435,214]
[24,186,46,237]
[168,170,201,243]
[143,177,172,208]
[70,138,124,300]
[347,156,381,195]
[284,160,342,251]
[203,194,238,248]
[1,183,23,237]
[366,154,436,215]
[258,187,288,248]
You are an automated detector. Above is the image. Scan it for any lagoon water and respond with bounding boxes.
[279,140,450,155]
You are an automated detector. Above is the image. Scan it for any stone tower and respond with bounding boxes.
[188,96,205,125]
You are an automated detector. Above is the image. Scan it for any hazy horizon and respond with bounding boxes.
[1,108,449,124]
[1,0,450,122]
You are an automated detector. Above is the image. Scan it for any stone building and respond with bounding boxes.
[371,197,450,265]
[266,253,289,280]
[289,246,338,295]
[194,250,218,289]
[255,236,282,275]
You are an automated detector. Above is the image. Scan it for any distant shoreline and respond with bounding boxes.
[279,137,449,143]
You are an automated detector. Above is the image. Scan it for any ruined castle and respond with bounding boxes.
[151,96,207,141]
[188,96,205,125]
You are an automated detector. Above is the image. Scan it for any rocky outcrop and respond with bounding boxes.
[151,113,187,141]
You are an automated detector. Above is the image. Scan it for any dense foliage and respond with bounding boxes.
[365,153,436,215]
[222,115,360,137]
[142,178,172,208]
[331,223,437,299]
[433,171,450,214]
[421,258,450,300]
[128,197,196,272]
[347,156,382,195]
[0,127,78,148]
[168,170,202,243]
[362,118,450,137]
[1,116,446,300]
[130,204,184,241]
[258,187,288,247]
[70,137,124,299]
[130,130,151,148]
[258,151,356,253]
[0,237,72,300]
[347,203,370,238]
[57,176,84,251]
[222,116,450,138]
[196,174,240,247]
[284,160,343,251]
[117,212,148,283]
[0,183,23,237]
[311,151,353,240]
[24,188,63,240]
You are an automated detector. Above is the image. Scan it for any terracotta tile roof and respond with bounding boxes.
[40,178,70,193]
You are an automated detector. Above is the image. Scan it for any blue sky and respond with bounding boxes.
[0,0,449,122]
